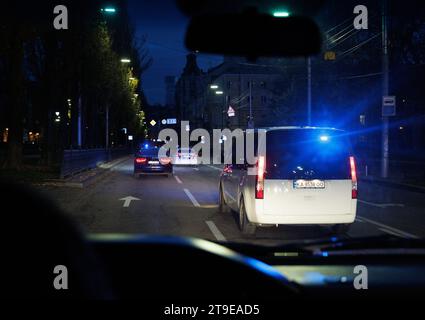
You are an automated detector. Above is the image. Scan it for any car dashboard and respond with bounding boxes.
[88,234,425,301]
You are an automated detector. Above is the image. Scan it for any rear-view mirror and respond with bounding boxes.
[185,12,322,59]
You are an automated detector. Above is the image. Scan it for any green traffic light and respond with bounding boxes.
[273,11,290,17]
[101,7,116,13]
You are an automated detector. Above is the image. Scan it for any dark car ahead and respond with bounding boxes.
[134,142,173,177]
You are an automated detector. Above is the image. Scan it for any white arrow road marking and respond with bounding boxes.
[119,196,140,207]
[184,188,200,207]
[206,221,226,241]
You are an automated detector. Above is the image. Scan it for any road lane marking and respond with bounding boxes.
[206,165,223,172]
[174,175,183,184]
[378,227,408,238]
[119,196,140,207]
[224,190,237,202]
[358,199,405,208]
[193,167,199,171]
[184,188,200,207]
[200,204,219,208]
[358,216,419,239]
[206,221,226,241]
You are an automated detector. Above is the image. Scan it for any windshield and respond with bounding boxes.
[1,0,424,251]
[265,129,352,180]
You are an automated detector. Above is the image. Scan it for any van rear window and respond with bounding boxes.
[265,130,352,180]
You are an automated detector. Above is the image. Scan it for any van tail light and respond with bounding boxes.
[255,156,265,199]
[135,157,147,164]
[350,156,358,199]
[160,157,171,165]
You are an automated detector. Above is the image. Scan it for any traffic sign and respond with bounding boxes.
[324,51,336,60]
[227,106,235,117]
[161,119,167,125]
[150,120,156,126]
[383,96,396,106]
[166,118,177,124]
[382,96,396,116]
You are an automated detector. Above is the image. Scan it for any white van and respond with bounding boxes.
[218,127,357,235]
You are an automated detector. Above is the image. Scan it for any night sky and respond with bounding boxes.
[127,0,222,105]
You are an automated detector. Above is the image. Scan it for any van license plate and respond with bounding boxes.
[293,179,325,189]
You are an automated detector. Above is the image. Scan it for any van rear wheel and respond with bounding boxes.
[239,199,256,235]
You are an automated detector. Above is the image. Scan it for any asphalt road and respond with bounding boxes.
[36,157,425,246]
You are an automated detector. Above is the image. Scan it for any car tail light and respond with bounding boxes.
[135,157,147,164]
[223,164,232,174]
[255,156,265,199]
[350,156,357,199]
[160,157,171,165]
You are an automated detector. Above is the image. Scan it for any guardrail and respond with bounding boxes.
[60,147,129,179]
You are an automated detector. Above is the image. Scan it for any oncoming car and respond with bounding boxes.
[219,127,357,235]
[134,141,173,177]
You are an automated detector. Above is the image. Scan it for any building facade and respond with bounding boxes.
[175,53,206,130]
[175,55,291,132]
[164,76,176,107]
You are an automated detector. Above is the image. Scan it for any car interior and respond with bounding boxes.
[1,0,425,312]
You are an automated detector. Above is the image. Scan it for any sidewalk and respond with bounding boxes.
[40,156,130,188]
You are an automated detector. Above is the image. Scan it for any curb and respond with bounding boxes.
[41,156,130,188]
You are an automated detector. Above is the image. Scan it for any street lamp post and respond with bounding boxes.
[104,57,131,151]
[248,80,254,129]
[105,104,110,155]
[215,90,224,129]
[210,84,225,129]
[307,56,312,126]
[100,5,117,154]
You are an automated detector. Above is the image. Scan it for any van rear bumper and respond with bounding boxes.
[245,196,357,225]
[249,213,356,225]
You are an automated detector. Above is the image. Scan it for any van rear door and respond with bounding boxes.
[262,129,353,216]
